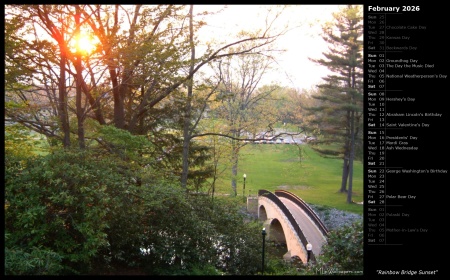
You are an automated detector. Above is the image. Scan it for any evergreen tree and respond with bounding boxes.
[306,5,363,203]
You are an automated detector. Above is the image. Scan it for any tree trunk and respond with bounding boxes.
[79,79,106,125]
[59,47,71,148]
[75,7,85,149]
[181,5,195,191]
[347,110,356,204]
[340,159,349,192]
[231,139,239,196]
[109,66,124,129]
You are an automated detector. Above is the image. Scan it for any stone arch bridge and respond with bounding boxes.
[254,189,329,264]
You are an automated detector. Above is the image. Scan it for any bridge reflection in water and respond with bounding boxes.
[253,190,329,264]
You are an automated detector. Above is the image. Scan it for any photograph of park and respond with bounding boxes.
[5,5,363,275]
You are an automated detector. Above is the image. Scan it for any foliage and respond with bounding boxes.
[273,87,319,129]
[5,241,64,275]
[94,125,153,162]
[262,257,303,276]
[4,149,144,274]
[4,124,37,160]
[151,263,221,276]
[307,220,364,275]
[4,4,285,151]
[307,4,364,154]
[189,264,221,275]
[306,5,364,201]
[4,10,34,85]
[206,197,263,275]
[5,145,267,275]
[140,195,263,275]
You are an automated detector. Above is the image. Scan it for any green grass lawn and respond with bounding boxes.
[214,143,363,215]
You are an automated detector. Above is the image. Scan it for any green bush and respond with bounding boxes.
[5,149,266,275]
[306,220,364,275]
[5,150,142,274]
[5,243,64,275]
[139,195,263,275]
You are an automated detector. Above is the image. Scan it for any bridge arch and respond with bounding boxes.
[257,190,328,264]
[267,219,286,244]
[258,204,268,221]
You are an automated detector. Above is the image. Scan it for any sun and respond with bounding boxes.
[74,34,96,54]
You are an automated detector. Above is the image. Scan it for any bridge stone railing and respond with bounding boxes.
[258,189,316,262]
[275,190,329,237]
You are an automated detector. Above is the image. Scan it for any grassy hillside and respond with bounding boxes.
[214,143,363,215]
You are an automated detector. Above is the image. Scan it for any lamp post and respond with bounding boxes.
[306,243,312,263]
[243,174,246,202]
[262,227,266,275]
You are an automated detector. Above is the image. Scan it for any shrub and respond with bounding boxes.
[5,242,64,275]
[305,220,363,275]
[5,150,141,274]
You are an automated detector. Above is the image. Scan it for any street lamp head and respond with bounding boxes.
[243,174,246,178]
[262,227,266,236]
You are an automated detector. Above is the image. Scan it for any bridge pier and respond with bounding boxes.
[246,196,258,215]
[282,250,294,261]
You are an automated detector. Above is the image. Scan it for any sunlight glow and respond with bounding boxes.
[74,34,96,55]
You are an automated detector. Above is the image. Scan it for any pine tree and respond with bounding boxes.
[307,5,364,203]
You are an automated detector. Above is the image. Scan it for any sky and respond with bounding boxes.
[195,5,346,90]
